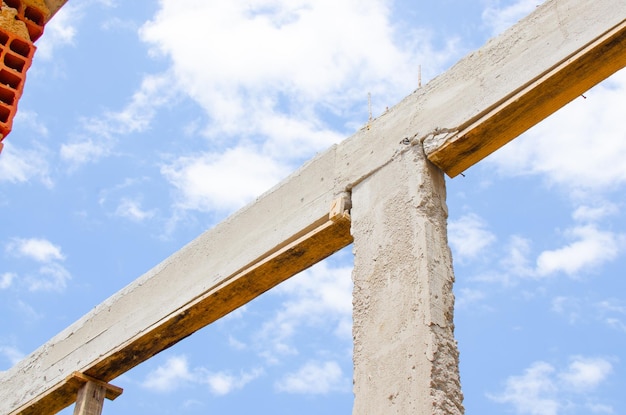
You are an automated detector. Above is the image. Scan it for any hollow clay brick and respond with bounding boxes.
[0,24,35,149]
[0,4,30,40]
[3,0,50,42]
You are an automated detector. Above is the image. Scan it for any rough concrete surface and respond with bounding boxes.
[2,0,625,412]
[351,145,463,414]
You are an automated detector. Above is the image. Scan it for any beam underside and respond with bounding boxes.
[2,0,626,413]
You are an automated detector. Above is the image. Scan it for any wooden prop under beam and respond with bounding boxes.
[70,372,122,415]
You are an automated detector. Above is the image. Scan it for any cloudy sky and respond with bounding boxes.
[1,0,625,414]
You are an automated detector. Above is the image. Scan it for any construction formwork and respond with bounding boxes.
[0,0,49,153]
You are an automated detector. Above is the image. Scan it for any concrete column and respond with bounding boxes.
[351,145,463,414]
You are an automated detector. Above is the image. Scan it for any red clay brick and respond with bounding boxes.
[3,0,50,42]
[0,26,35,141]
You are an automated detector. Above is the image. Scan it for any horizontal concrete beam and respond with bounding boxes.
[2,0,625,413]
[2,149,353,415]
[422,0,626,177]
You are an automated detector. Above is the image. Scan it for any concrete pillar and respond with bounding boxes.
[351,145,463,414]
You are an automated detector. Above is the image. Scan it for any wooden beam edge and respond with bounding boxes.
[85,211,353,381]
[425,19,626,177]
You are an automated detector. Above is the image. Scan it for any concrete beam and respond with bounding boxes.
[423,0,626,177]
[1,150,354,415]
[332,0,626,184]
[1,0,624,413]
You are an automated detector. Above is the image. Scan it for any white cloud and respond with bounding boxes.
[597,300,626,333]
[455,287,488,309]
[0,273,15,289]
[205,373,233,395]
[92,73,174,136]
[489,356,614,415]
[142,355,263,396]
[551,297,626,330]
[161,146,291,213]
[475,223,624,284]
[275,360,347,394]
[60,139,109,166]
[551,296,582,324]
[13,110,49,137]
[35,3,79,60]
[139,0,447,135]
[115,198,156,222]
[559,356,613,392]
[4,238,71,292]
[489,361,559,415]
[586,403,615,414]
[497,235,534,281]
[0,345,24,366]
[15,300,43,321]
[142,355,195,393]
[536,225,623,277]
[572,204,619,223]
[6,238,65,263]
[469,66,626,279]
[136,0,458,213]
[472,235,535,285]
[483,0,543,37]
[61,73,175,167]
[205,369,263,396]
[100,16,138,32]
[605,318,626,333]
[448,213,496,262]
[228,335,246,351]
[596,299,626,315]
[53,0,460,217]
[487,69,626,196]
[27,263,71,292]
[0,144,52,188]
[255,260,353,362]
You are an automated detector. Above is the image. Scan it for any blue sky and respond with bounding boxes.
[1,0,625,414]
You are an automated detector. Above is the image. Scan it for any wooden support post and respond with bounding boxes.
[73,382,105,415]
[351,145,462,414]
[70,373,122,415]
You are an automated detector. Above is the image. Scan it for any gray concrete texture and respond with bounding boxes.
[351,145,462,414]
[2,0,626,413]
